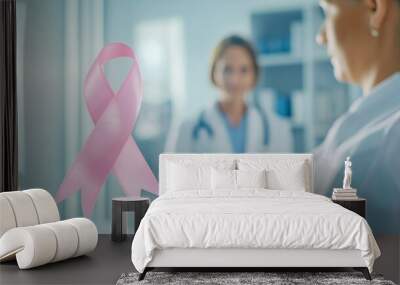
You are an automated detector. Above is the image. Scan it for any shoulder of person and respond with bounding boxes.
[247,104,262,120]
[383,109,400,138]
[177,117,196,132]
[378,110,400,167]
[176,107,212,132]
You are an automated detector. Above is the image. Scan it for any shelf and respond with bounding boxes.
[251,3,353,151]
[259,51,329,67]
[259,53,304,66]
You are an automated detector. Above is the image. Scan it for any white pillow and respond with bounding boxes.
[211,169,268,190]
[211,168,236,190]
[167,163,211,191]
[267,168,306,191]
[237,159,308,191]
[166,159,235,192]
[236,169,267,189]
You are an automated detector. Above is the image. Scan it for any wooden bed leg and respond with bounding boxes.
[361,267,372,280]
[354,267,371,280]
[138,268,148,281]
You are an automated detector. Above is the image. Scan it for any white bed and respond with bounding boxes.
[131,154,380,280]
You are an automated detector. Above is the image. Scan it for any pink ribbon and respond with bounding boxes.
[56,43,158,217]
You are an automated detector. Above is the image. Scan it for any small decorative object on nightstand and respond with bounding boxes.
[332,198,366,218]
[332,187,358,200]
[112,197,150,242]
[343,156,353,190]
[332,156,359,200]
[332,156,366,217]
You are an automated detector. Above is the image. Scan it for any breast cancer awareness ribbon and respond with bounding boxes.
[56,42,158,217]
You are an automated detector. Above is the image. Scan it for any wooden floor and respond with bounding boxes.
[0,235,134,285]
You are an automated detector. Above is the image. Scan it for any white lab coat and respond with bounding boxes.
[165,103,268,153]
[314,72,400,234]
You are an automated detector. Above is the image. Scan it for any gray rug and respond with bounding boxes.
[116,271,396,285]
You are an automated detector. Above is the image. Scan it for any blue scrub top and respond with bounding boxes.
[218,109,248,153]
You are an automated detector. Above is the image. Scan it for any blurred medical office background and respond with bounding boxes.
[16,1,399,281]
[16,0,360,230]
[17,0,359,232]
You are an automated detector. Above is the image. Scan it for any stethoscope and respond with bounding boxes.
[192,111,214,140]
[191,104,270,145]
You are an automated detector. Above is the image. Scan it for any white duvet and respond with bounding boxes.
[131,189,380,273]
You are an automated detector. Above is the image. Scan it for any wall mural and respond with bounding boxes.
[16,0,399,235]
[56,43,158,216]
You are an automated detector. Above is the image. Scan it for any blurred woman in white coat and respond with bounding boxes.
[314,0,400,233]
[166,35,271,153]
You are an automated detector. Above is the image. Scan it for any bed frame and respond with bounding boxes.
[139,154,371,281]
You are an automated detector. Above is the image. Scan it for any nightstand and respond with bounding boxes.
[332,198,366,218]
[112,197,150,242]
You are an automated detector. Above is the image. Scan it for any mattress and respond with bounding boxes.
[131,189,380,273]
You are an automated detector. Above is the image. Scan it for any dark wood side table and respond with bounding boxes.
[112,197,150,242]
[332,198,366,218]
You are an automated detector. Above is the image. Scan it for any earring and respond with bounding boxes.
[370,28,379,38]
